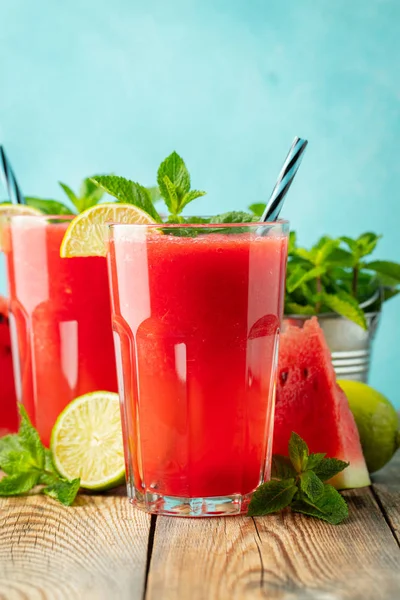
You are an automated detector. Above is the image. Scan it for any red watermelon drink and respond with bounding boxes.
[108,221,289,516]
[4,215,118,446]
[0,296,18,435]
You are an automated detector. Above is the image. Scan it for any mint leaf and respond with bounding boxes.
[0,449,35,475]
[147,186,162,204]
[322,290,367,330]
[356,232,381,257]
[25,197,75,216]
[315,238,340,266]
[313,458,349,482]
[43,478,80,506]
[59,178,105,213]
[288,231,297,254]
[306,453,326,470]
[340,236,358,253]
[38,449,59,485]
[294,247,315,263]
[286,265,326,294]
[291,484,348,525]
[59,182,79,207]
[284,302,315,316]
[162,175,179,215]
[325,247,354,268]
[365,261,400,283]
[248,479,297,516]
[271,455,297,480]
[90,176,161,222]
[157,151,190,211]
[18,406,45,470]
[0,434,23,467]
[79,177,104,210]
[212,211,255,224]
[248,203,265,217]
[180,189,206,210]
[299,470,324,502]
[0,471,40,496]
[288,432,309,473]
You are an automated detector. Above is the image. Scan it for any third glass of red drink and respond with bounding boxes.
[108,220,289,516]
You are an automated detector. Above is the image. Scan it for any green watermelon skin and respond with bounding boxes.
[274,317,370,489]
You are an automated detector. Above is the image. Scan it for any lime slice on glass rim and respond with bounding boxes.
[0,203,43,250]
[59,202,157,257]
[51,391,125,491]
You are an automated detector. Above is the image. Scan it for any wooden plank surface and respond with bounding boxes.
[0,456,399,600]
[147,483,400,600]
[0,493,150,600]
[372,452,400,546]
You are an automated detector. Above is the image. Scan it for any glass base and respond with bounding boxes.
[129,486,252,517]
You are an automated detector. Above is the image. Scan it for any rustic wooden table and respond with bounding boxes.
[0,453,399,600]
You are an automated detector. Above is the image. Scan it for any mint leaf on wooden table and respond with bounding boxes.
[43,478,81,507]
[0,405,80,505]
[291,485,349,525]
[248,479,298,517]
[248,432,350,525]
[19,405,45,468]
[0,472,41,496]
[90,176,161,222]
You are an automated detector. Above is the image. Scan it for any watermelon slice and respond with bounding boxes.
[274,317,370,489]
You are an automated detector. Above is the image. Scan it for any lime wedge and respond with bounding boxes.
[59,202,157,257]
[51,391,125,490]
[0,203,43,251]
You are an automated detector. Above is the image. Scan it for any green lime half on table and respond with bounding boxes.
[51,391,126,490]
[338,380,400,473]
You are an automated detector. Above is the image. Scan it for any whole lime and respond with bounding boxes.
[338,380,400,473]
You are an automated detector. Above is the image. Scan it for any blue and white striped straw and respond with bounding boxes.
[0,146,25,205]
[261,136,308,222]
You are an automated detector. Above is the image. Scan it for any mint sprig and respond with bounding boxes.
[90,152,258,230]
[248,432,349,525]
[277,230,400,329]
[157,152,205,219]
[0,406,80,506]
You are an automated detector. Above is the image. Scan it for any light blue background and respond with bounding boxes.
[1,0,399,405]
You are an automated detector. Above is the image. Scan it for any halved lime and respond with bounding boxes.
[59,202,157,257]
[51,391,125,490]
[0,203,43,251]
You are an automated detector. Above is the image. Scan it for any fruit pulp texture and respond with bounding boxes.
[0,298,18,435]
[109,231,288,498]
[5,221,118,446]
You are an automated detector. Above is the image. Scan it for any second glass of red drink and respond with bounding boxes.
[3,215,118,446]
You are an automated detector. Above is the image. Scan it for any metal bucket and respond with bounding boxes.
[283,292,381,383]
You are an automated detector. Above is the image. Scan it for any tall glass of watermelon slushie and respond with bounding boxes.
[108,220,289,516]
[3,215,118,446]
